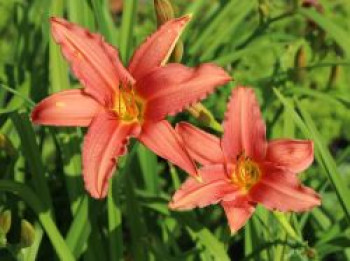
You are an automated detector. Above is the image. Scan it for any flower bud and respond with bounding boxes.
[294,46,306,83]
[0,134,16,158]
[171,41,183,63]
[305,247,317,259]
[258,0,269,23]
[0,210,11,235]
[327,65,340,88]
[187,103,223,132]
[20,220,35,248]
[154,0,175,26]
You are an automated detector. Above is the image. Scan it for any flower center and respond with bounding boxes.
[113,85,144,122]
[231,154,261,191]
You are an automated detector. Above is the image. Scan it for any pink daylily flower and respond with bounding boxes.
[31,17,231,198]
[170,87,321,233]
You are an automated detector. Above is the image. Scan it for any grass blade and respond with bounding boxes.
[119,0,138,63]
[65,196,91,258]
[107,178,123,261]
[138,144,159,195]
[11,112,53,212]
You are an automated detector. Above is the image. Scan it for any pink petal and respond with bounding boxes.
[169,175,237,210]
[221,200,255,233]
[222,87,267,162]
[51,17,134,105]
[136,63,231,121]
[176,122,225,165]
[83,112,140,198]
[31,89,101,126]
[250,163,321,212]
[128,15,191,80]
[199,164,229,183]
[266,139,314,173]
[138,120,198,177]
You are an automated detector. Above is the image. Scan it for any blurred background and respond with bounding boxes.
[0,0,350,260]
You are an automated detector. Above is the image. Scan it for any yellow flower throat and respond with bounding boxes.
[113,86,144,122]
[231,154,261,192]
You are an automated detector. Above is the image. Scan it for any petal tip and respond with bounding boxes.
[50,17,67,29]
[84,173,110,199]
[182,13,193,23]
[168,200,188,211]
[49,16,58,24]
[168,201,176,210]
[50,17,69,42]
[88,190,107,199]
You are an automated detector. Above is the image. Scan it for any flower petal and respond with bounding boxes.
[169,175,237,210]
[250,163,321,212]
[266,139,314,173]
[51,17,134,105]
[31,89,101,126]
[176,122,224,165]
[199,164,229,183]
[222,87,267,162]
[128,15,191,80]
[136,63,231,121]
[221,201,255,233]
[83,112,140,198]
[138,120,197,177]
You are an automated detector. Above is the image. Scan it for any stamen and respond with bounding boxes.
[231,154,261,191]
[113,84,144,122]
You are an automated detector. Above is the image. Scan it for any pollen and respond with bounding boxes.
[231,154,261,192]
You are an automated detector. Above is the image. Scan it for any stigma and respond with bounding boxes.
[231,153,261,192]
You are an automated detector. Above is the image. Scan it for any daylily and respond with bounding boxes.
[31,16,231,198]
[170,87,321,233]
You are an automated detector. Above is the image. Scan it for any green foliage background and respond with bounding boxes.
[0,0,349,260]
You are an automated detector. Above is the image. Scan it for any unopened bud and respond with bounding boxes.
[154,0,175,26]
[294,46,306,82]
[187,103,223,132]
[0,210,11,235]
[109,0,123,14]
[295,46,306,68]
[327,65,340,88]
[305,247,317,259]
[258,0,269,23]
[171,41,183,62]
[20,220,35,248]
[0,134,16,158]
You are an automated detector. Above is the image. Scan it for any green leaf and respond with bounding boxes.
[174,213,230,261]
[299,8,350,58]
[11,112,53,212]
